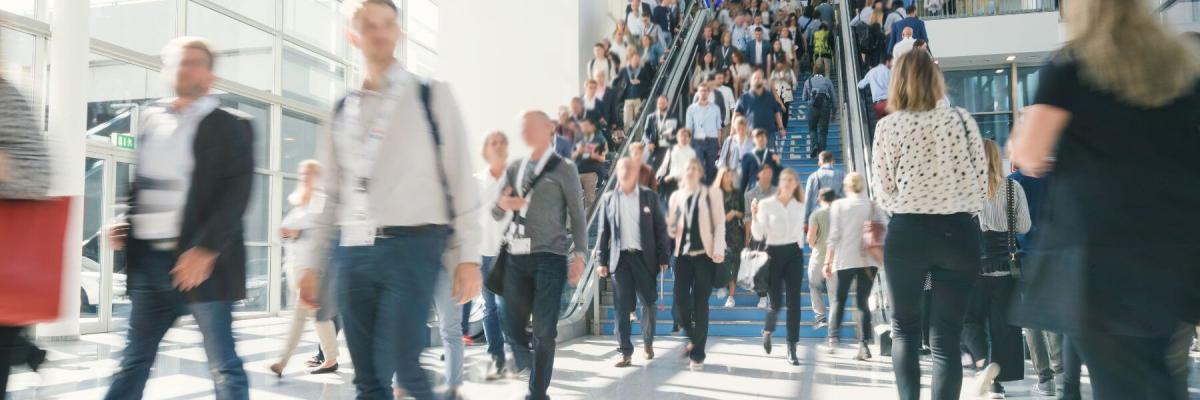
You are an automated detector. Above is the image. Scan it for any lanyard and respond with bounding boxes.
[755,149,771,166]
[514,154,551,218]
[340,91,402,219]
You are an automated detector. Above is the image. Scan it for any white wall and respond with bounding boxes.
[438,0,612,166]
[925,12,1065,61]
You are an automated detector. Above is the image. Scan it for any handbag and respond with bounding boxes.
[484,156,562,296]
[1005,179,1023,281]
[862,200,886,264]
[737,240,770,294]
[0,197,71,325]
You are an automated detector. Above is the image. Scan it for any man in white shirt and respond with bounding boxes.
[858,54,893,138]
[297,2,482,398]
[892,27,916,58]
[588,43,617,86]
[686,86,723,183]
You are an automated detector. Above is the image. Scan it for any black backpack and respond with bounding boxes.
[858,23,882,52]
[811,90,831,112]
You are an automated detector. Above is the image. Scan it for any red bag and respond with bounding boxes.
[0,197,71,325]
[863,201,886,264]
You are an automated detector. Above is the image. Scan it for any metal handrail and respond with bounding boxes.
[835,2,872,185]
[914,0,1058,20]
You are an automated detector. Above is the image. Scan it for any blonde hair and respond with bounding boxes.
[983,139,1004,198]
[1064,0,1200,107]
[887,49,945,113]
[844,172,865,194]
[778,168,805,202]
[480,130,507,160]
[288,160,321,206]
[162,36,216,69]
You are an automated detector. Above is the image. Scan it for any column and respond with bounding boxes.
[37,0,90,340]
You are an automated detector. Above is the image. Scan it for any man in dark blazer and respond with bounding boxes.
[596,157,670,367]
[652,0,681,37]
[106,37,254,400]
[743,27,773,67]
[643,95,677,168]
[887,5,929,54]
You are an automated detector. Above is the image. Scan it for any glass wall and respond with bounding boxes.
[3,0,441,328]
[944,65,1041,149]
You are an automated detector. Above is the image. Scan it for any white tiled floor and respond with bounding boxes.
[7,317,1199,399]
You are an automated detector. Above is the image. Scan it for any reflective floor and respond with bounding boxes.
[7,317,1199,399]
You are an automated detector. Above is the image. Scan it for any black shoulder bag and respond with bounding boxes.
[1006,179,1022,281]
[484,156,562,296]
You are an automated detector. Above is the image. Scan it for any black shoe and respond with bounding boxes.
[304,355,324,367]
[27,348,47,372]
[989,382,1006,399]
[487,356,506,380]
[310,363,339,374]
[786,343,800,365]
[762,331,773,354]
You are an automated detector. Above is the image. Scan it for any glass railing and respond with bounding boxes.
[557,3,712,325]
[914,0,1058,20]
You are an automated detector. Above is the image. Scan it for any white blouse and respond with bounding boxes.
[978,178,1032,234]
[751,196,806,246]
[477,168,511,257]
[870,105,988,215]
[658,144,697,181]
[826,195,888,270]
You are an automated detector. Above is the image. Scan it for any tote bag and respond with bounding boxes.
[0,197,71,325]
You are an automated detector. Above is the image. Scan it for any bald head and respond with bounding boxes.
[520,110,554,154]
[902,26,914,39]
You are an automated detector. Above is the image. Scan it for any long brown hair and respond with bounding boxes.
[778,168,805,203]
[887,49,945,113]
[983,139,1004,198]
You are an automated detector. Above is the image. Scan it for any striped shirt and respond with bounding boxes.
[0,77,49,199]
[978,178,1032,234]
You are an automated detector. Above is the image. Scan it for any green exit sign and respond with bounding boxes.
[113,133,136,150]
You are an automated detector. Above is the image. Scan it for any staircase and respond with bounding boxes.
[597,65,859,339]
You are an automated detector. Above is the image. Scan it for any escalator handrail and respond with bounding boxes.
[834,2,874,193]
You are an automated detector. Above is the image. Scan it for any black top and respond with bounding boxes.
[1013,53,1200,337]
[574,134,609,175]
[684,194,706,253]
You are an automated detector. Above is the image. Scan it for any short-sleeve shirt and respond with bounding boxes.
[807,207,831,266]
[735,90,783,133]
[574,134,608,175]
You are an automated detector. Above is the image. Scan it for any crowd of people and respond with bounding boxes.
[1,1,1198,400]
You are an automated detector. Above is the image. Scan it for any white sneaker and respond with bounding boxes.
[716,288,728,299]
[688,360,704,371]
[757,297,769,309]
[724,295,736,308]
[974,363,1001,398]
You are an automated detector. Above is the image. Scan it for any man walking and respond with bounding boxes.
[297,2,483,399]
[597,157,671,368]
[802,63,835,158]
[106,37,253,400]
[686,85,723,184]
[734,71,785,152]
[494,111,588,400]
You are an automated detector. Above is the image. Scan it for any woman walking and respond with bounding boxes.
[271,160,340,377]
[822,172,886,361]
[1009,0,1200,398]
[750,168,806,366]
[667,159,726,370]
[715,168,746,308]
[869,49,988,400]
[962,139,1030,399]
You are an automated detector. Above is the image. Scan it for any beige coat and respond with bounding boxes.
[667,185,727,261]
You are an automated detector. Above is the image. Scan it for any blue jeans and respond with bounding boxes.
[105,250,248,400]
[502,253,567,400]
[694,138,720,185]
[433,269,465,388]
[335,228,449,400]
[481,256,508,360]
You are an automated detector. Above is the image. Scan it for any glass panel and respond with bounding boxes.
[81,157,105,323]
[86,54,170,143]
[1016,66,1042,109]
[281,110,321,171]
[0,0,38,20]
[213,93,271,169]
[944,69,1013,113]
[208,0,276,27]
[280,177,297,310]
[186,2,275,91]
[0,27,37,99]
[237,245,270,312]
[407,42,437,78]
[111,162,134,327]
[972,113,1015,148]
[282,44,346,109]
[244,174,270,242]
[282,0,346,56]
[406,0,438,50]
[90,0,178,58]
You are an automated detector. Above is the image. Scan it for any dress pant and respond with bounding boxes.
[830,267,877,343]
[335,229,448,400]
[502,253,568,400]
[580,172,600,217]
[882,213,981,400]
[961,273,1024,382]
[275,300,339,368]
[1071,325,1195,400]
[674,253,715,362]
[480,256,508,361]
[764,245,804,343]
[1060,336,1084,400]
[806,254,830,321]
[105,250,248,400]
[611,251,658,357]
[1025,328,1063,385]
[807,107,831,158]
[0,325,21,397]
[694,138,720,184]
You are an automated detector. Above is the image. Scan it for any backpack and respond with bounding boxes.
[812,30,832,58]
[858,23,882,52]
[811,91,831,112]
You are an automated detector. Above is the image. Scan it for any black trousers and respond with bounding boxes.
[1071,325,1194,400]
[611,251,658,357]
[674,254,714,362]
[808,108,831,158]
[1061,336,1084,400]
[0,325,21,398]
[961,274,1024,382]
[764,245,804,343]
[883,213,981,400]
[830,267,877,343]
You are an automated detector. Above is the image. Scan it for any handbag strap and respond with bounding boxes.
[950,108,979,173]
[1006,179,1016,260]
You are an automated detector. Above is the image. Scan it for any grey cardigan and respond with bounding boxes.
[491,153,588,256]
[0,78,49,199]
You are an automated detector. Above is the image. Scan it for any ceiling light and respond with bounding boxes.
[1005,55,1017,62]
[995,69,1005,74]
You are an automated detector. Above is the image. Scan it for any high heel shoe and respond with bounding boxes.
[762,331,773,354]
[27,348,47,372]
[310,362,339,374]
[269,362,285,378]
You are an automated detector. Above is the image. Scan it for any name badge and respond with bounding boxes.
[582,152,591,160]
[340,221,376,247]
[509,238,532,255]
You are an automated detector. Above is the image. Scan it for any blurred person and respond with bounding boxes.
[744,27,773,68]
[640,35,665,68]
[295,2,483,399]
[596,157,671,367]
[776,27,796,68]
[809,23,834,77]
[553,107,578,157]
[627,142,658,190]
[493,110,588,400]
[1008,0,1200,398]
[769,59,797,118]
[692,52,720,95]
[730,52,753,96]
[593,71,621,131]
[104,37,254,400]
[802,150,845,232]
[962,139,1030,400]
[270,161,340,378]
[749,168,805,366]
[802,62,835,158]
[580,81,608,127]
[732,14,753,49]
[717,116,756,187]
[859,7,887,69]
[891,26,916,58]
[735,71,785,151]
[1007,169,1064,397]
[814,0,835,27]
[686,85,723,183]
[714,168,746,308]
[666,158,727,370]
[887,4,928,54]
[699,25,719,59]
[643,95,677,167]
[805,189,836,331]
[739,129,782,192]
[822,173,887,361]
[743,163,777,310]
[716,32,737,71]
[573,119,608,216]
[713,74,737,130]
[652,0,681,40]
[883,0,906,40]
[588,43,618,86]
[870,49,987,400]
[858,54,893,140]
[477,131,512,380]
[655,128,697,200]
[620,53,652,130]
[638,13,667,47]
